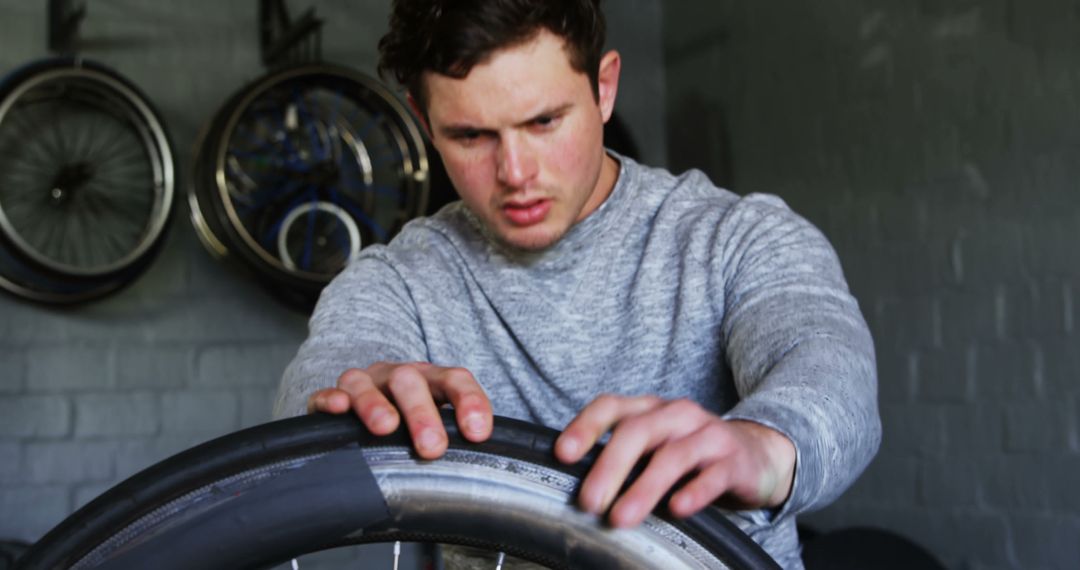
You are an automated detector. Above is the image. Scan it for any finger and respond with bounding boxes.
[556,394,662,464]
[385,364,447,459]
[337,368,400,435]
[669,460,735,517]
[307,388,351,414]
[429,367,493,442]
[610,428,718,527]
[578,400,706,516]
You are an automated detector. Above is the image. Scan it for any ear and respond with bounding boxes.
[407,92,432,138]
[596,50,621,123]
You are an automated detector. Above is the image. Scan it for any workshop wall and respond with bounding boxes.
[0,0,667,547]
[666,1,1080,569]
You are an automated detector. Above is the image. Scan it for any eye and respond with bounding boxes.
[532,115,559,129]
[448,129,490,147]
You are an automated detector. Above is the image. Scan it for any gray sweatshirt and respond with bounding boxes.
[275,155,881,568]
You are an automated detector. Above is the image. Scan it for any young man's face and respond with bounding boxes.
[420,30,621,251]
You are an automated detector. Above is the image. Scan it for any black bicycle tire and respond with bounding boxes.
[0,227,166,304]
[0,57,175,303]
[16,411,780,570]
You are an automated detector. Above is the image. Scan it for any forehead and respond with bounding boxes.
[421,30,591,125]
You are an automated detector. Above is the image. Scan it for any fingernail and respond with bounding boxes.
[671,494,691,514]
[370,408,393,432]
[560,437,579,458]
[418,429,441,451]
[466,414,486,434]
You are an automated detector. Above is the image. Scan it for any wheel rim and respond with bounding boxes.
[210,65,428,281]
[0,66,173,277]
[363,448,731,569]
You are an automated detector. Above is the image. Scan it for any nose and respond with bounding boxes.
[495,134,538,189]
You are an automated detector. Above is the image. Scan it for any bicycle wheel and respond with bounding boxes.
[189,63,429,307]
[0,58,174,302]
[15,411,780,570]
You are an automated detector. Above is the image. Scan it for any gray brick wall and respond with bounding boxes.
[0,0,667,560]
[666,1,1080,568]
[0,0,360,547]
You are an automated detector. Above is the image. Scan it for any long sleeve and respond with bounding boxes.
[273,254,429,419]
[715,193,881,518]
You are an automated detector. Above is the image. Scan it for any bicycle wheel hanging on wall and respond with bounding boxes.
[0,58,175,303]
[189,63,430,308]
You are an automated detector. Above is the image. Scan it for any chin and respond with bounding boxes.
[499,227,565,253]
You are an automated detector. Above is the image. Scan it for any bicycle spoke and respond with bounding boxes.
[7,108,61,161]
[86,127,132,167]
[1,108,38,150]
[67,110,95,163]
[3,148,53,179]
[81,115,120,164]
[91,178,156,209]
[80,118,124,163]
[0,180,45,210]
[48,110,74,162]
[84,181,153,218]
[98,137,150,168]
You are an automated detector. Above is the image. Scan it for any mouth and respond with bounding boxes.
[502,198,551,227]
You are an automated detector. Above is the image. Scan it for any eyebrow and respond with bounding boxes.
[437,103,574,138]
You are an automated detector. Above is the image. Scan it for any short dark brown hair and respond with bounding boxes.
[378,0,606,109]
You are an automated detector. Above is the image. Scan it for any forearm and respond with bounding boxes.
[724,333,880,516]
[715,195,881,516]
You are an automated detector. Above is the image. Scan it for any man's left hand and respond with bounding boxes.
[554,394,796,528]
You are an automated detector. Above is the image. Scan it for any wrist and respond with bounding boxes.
[728,419,797,508]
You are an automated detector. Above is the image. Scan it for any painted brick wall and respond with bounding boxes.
[0,0,314,544]
[666,1,1080,569]
[0,0,667,559]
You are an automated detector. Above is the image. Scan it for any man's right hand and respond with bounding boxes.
[306,362,493,459]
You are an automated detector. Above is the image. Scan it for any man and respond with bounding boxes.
[274,1,880,567]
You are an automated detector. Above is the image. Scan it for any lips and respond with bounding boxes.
[503,198,551,226]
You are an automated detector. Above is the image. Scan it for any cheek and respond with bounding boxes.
[551,120,601,185]
[436,148,494,202]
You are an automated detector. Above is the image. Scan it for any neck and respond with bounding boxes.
[576,151,621,223]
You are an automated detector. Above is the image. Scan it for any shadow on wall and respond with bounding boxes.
[667,91,734,189]
[0,540,28,570]
[605,111,641,162]
[799,525,946,570]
